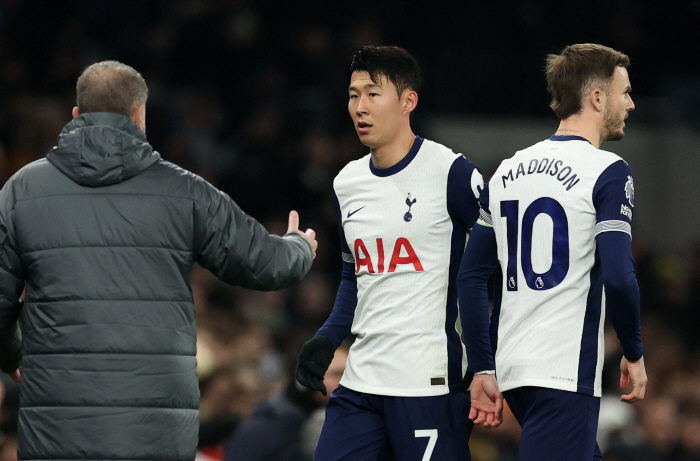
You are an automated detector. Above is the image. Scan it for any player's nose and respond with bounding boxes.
[627,95,635,111]
[356,95,369,115]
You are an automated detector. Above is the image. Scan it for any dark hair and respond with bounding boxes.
[347,45,422,97]
[546,44,630,119]
[76,61,148,117]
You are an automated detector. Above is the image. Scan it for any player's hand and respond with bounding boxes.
[620,356,647,403]
[469,374,503,428]
[296,335,335,396]
[287,210,317,260]
[8,367,21,383]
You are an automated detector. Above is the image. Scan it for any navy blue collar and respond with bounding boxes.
[369,136,424,177]
[548,135,592,145]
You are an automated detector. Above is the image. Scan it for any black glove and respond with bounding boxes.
[296,335,335,396]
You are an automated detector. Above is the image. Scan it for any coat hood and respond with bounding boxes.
[46,112,161,187]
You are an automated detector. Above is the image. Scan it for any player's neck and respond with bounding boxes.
[555,117,602,148]
[370,129,417,169]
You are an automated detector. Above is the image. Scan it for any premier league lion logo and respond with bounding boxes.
[624,175,634,207]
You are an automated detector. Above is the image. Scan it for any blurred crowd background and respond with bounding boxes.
[0,1,699,460]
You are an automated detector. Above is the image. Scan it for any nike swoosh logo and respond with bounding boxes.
[347,206,365,218]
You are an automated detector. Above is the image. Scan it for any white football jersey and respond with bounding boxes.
[331,137,482,397]
[481,136,635,397]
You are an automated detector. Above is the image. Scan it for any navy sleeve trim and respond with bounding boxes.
[596,231,643,361]
[316,261,357,348]
[593,160,634,234]
[333,193,351,254]
[457,223,499,372]
[317,195,358,348]
[447,156,483,229]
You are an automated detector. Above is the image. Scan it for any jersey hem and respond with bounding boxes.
[340,379,451,397]
[498,378,601,397]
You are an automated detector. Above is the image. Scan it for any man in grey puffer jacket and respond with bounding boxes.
[0,61,317,461]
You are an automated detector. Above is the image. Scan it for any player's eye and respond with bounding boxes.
[369,92,379,97]
[349,94,358,99]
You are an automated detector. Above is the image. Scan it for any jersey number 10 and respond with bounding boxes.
[500,197,569,291]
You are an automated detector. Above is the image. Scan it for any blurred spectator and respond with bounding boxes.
[606,396,681,460]
[223,346,348,461]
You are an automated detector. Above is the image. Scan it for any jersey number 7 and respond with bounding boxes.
[500,197,569,292]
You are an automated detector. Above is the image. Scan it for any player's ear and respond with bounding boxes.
[402,90,418,115]
[72,107,80,119]
[132,105,146,132]
[590,88,604,113]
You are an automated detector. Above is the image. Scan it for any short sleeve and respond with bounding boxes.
[593,160,634,238]
[446,156,483,229]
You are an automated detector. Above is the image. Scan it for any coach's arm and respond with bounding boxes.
[193,179,315,291]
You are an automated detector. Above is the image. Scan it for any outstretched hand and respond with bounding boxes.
[288,210,317,259]
[620,356,647,403]
[469,374,503,428]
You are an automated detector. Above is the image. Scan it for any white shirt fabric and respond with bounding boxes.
[482,137,632,397]
[333,137,482,397]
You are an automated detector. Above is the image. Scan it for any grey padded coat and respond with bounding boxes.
[0,112,313,461]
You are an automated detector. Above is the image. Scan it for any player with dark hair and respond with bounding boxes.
[459,43,647,460]
[295,45,490,460]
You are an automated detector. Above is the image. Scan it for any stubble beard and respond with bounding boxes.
[602,102,625,142]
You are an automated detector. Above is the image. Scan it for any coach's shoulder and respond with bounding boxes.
[149,158,209,188]
[0,159,53,211]
[4,158,61,193]
[143,159,224,206]
[10,158,55,181]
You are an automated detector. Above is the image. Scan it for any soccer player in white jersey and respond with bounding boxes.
[295,45,489,460]
[458,44,648,460]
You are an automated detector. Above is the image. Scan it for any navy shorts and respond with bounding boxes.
[314,385,473,461]
[504,387,604,461]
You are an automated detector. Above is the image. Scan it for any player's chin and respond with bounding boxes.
[357,134,377,148]
[604,129,625,142]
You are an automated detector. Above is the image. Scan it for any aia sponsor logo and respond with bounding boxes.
[354,238,423,274]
